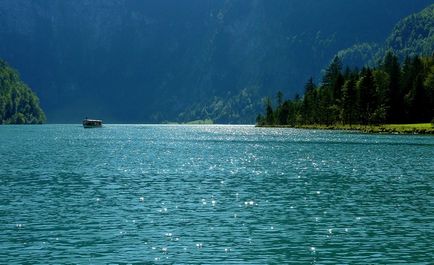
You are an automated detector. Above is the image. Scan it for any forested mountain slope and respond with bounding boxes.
[339,4,434,67]
[0,60,45,124]
[0,0,431,123]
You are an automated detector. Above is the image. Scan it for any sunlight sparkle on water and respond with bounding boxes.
[0,125,433,264]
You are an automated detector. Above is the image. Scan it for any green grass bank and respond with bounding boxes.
[257,123,434,135]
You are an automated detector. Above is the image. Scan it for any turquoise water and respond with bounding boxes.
[0,125,433,264]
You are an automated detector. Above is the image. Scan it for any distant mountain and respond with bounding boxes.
[385,4,434,58]
[0,0,431,123]
[0,60,46,124]
[338,4,434,67]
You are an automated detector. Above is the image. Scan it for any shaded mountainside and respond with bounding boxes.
[385,4,434,58]
[0,0,431,123]
[339,4,434,67]
[0,60,46,124]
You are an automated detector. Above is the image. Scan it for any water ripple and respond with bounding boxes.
[0,125,433,263]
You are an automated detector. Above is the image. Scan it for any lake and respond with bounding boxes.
[0,125,433,264]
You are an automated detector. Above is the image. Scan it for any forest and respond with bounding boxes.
[257,52,434,127]
[0,60,46,124]
[1,1,430,123]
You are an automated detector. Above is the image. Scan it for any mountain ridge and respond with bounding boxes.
[338,4,434,68]
[0,0,431,123]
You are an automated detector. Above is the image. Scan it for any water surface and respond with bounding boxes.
[0,125,433,264]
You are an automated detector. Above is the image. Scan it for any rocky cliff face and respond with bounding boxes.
[0,0,431,123]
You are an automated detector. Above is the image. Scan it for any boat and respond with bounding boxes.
[82,118,102,128]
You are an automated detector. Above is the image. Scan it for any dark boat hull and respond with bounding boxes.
[82,119,102,128]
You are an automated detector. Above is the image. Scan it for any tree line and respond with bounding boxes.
[257,52,434,126]
[0,59,46,124]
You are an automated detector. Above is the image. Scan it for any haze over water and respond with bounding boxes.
[1,125,433,264]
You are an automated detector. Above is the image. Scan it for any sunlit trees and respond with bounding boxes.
[0,60,46,124]
[258,52,434,126]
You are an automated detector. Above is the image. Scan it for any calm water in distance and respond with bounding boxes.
[0,125,433,264]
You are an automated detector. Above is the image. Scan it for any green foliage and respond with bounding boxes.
[258,53,434,127]
[264,97,275,125]
[338,4,434,68]
[385,4,434,59]
[341,77,357,124]
[185,119,214,125]
[0,59,46,124]
[178,87,263,124]
[338,43,380,67]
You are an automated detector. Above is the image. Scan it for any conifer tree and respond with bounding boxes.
[382,51,401,123]
[258,53,434,127]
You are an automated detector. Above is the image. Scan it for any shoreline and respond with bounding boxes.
[256,123,434,135]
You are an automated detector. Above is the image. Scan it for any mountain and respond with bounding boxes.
[385,4,434,59]
[0,60,46,124]
[339,4,434,67]
[0,0,431,123]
